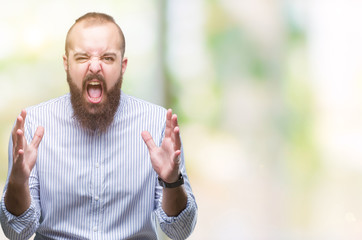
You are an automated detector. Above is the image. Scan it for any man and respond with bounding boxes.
[0,12,197,240]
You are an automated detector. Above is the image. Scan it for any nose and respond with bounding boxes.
[89,57,102,74]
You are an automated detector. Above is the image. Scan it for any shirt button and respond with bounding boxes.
[93,226,98,232]
[95,163,99,168]
[95,196,99,201]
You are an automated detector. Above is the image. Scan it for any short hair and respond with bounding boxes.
[65,12,125,57]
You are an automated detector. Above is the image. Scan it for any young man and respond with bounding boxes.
[0,12,197,240]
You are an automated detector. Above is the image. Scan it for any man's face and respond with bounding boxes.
[63,22,127,131]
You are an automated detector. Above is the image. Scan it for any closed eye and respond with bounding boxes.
[74,53,90,63]
[76,57,89,62]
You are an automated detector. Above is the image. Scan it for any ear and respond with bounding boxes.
[63,54,68,71]
[121,57,128,75]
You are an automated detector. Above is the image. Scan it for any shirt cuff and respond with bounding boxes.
[0,192,37,234]
[156,193,198,239]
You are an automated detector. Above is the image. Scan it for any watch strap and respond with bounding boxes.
[158,173,184,188]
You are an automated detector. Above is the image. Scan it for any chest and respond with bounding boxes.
[35,125,157,207]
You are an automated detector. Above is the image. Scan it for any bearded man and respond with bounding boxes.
[0,12,197,240]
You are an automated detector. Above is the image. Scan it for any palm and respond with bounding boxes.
[142,109,181,183]
[11,110,44,184]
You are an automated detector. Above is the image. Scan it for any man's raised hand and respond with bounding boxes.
[10,110,44,185]
[141,109,182,183]
[5,110,44,216]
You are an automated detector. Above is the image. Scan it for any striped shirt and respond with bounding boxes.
[0,92,197,240]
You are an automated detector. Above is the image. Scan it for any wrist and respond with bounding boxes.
[5,179,31,216]
[8,173,29,189]
[158,173,184,188]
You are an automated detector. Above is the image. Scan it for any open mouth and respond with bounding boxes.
[86,81,103,103]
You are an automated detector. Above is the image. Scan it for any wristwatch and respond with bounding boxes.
[158,173,184,188]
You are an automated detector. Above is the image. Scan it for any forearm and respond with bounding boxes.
[157,189,198,240]
[1,182,40,240]
[161,186,188,216]
[4,178,31,216]
[5,110,43,216]
[0,110,43,238]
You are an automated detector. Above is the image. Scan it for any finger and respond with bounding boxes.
[12,115,23,140]
[12,119,20,152]
[15,110,26,133]
[12,110,27,161]
[12,110,26,138]
[16,129,24,153]
[30,126,44,149]
[171,114,181,148]
[141,131,157,151]
[171,113,178,129]
[164,109,173,138]
[172,126,181,151]
[14,129,24,163]
[20,109,27,129]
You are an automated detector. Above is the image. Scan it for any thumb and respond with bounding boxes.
[30,126,44,149]
[141,131,157,151]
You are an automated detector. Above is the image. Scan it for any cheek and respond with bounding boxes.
[68,66,88,88]
[104,67,122,90]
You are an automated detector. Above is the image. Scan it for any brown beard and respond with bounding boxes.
[67,71,122,133]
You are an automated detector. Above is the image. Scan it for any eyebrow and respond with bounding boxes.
[73,52,118,57]
[102,53,117,58]
[73,52,89,58]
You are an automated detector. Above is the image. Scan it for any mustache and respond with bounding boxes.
[82,74,106,89]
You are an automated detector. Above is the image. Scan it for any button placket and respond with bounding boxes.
[92,133,103,239]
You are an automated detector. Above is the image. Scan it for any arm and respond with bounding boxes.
[5,110,44,215]
[142,109,197,239]
[142,109,187,216]
[0,110,44,238]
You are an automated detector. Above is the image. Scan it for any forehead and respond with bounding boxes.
[68,22,122,54]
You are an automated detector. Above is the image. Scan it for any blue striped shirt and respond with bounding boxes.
[0,92,197,240]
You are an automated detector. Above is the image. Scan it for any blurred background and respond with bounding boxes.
[1,0,362,239]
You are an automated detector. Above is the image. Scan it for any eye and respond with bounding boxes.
[75,57,89,63]
[102,56,115,63]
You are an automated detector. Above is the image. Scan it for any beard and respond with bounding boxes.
[67,71,122,133]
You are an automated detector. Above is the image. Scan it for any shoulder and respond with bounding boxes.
[119,92,167,118]
[127,94,166,113]
[26,94,71,114]
[25,94,72,125]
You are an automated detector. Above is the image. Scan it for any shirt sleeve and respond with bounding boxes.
[155,192,198,240]
[0,194,40,240]
[0,119,41,239]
